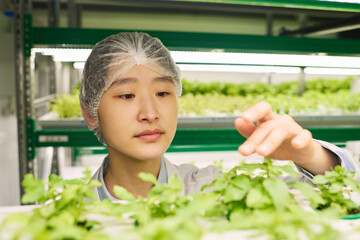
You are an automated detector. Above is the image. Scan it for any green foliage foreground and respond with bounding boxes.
[1,158,360,240]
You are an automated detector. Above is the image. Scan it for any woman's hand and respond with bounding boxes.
[234,101,339,175]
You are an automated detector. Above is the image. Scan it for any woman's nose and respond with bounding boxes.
[137,95,159,123]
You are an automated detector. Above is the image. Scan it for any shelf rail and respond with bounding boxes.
[32,27,360,55]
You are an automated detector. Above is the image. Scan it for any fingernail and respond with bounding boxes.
[240,144,254,154]
[242,112,254,121]
[257,144,270,155]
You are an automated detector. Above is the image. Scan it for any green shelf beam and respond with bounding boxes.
[172,0,360,12]
[35,127,360,151]
[37,129,100,147]
[33,27,360,55]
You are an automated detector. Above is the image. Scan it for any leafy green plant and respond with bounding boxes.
[49,78,360,118]
[0,169,107,240]
[201,158,346,240]
[291,165,360,215]
[178,90,360,116]
[227,205,340,240]
[202,157,299,213]
[181,78,353,96]
[49,89,82,119]
[2,159,360,240]
[112,173,191,226]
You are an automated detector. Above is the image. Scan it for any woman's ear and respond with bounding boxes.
[81,106,99,128]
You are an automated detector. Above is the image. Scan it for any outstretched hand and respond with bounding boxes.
[235,101,339,175]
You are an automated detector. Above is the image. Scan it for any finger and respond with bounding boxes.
[238,144,255,156]
[242,101,274,124]
[234,117,256,138]
[291,129,313,150]
[255,127,290,156]
[255,115,303,156]
[238,120,274,156]
[238,114,301,156]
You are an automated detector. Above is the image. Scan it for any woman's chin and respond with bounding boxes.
[135,148,166,161]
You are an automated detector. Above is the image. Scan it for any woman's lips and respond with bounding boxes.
[135,129,163,141]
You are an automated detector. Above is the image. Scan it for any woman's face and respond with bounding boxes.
[97,64,178,161]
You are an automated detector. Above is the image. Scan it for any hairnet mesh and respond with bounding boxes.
[79,32,182,144]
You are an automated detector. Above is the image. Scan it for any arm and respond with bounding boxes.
[296,140,360,182]
[235,101,355,175]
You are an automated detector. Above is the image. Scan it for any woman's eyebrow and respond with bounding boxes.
[154,76,175,84]
[109,77,137,88]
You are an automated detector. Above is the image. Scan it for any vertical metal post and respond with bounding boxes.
[266,13,273,36]
[266,72,272,85]
[48,0,60,27]
[67,0,81,169]
[68,0,82,28]
[48,0,61,176]
[51,148,59,175]
[298,13,308,36]
[297,15,307,96]
[49,57,56,96]
[298,67,305,96]
[48,0,59,96]
[14,0,35,198]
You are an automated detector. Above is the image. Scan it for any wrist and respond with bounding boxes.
[296,142,340,175]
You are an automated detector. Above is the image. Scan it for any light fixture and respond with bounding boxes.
[304,67,360,75]
[171,51,360,69]
[320,0,360,3]
[32,48,91,62]
[33,48,360,74]
[178,64,301,74]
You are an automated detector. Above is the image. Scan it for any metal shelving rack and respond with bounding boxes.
[15,0,360,195]
[14,0,36,197]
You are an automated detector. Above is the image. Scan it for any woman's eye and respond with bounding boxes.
[157,92,169,97]
[119,94,135,99]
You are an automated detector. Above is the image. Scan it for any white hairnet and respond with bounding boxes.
[79,32,182,144]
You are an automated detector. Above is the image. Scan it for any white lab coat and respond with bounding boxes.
[90,140,359,200]
[90,156,321,200]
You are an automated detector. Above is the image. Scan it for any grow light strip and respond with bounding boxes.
[33,48,360,69]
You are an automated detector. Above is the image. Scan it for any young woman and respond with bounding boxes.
[79,32,359,200]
